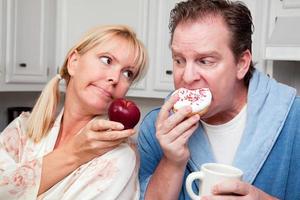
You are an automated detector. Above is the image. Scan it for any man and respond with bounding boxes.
[138,0,300,199]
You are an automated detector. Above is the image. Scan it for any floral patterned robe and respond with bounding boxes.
[0,112,139,200]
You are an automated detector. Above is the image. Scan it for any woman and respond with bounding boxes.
[0,25,148,200]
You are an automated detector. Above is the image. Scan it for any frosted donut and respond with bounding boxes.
[172,88,212,116]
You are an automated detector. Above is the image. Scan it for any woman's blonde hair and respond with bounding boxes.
[27,25,148,143]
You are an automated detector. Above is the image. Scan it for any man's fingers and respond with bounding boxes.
[161,114,199,142]
[157,94,179,123]
[165,106,193,127]
[212,180,249,196]
[177,122,199,144]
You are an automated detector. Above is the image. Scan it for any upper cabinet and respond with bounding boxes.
[55,0,178,98]
[260,0,300,76]
[0,0,296,95]
[0,0,3,80]
[145,0,180,95]
[265,0,300,61]
[55,0,152,97]
[234,0,267,73]
[0,0,56,91]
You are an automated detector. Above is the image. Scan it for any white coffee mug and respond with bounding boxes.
[186,163,243,200]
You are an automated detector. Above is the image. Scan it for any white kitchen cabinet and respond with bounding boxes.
[149,0,267,97]
[144,0,266,97]
[0,0,282,95]
[55,0,181,99]
[147,0,179,94]
[127,0,183,98]
[262,0,300,76]
[0,0,3,80]
[0,0,56,91]
[55,0,152,97]
[236,0,268,73]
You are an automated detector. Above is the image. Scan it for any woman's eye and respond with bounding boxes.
[100,56,112,65]
[123,70,134,79]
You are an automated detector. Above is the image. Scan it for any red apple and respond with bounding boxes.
[108,98,141,129]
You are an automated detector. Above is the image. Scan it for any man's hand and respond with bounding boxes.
[156,94,200,166]
[144,94,200,200]
[201,180,279,200]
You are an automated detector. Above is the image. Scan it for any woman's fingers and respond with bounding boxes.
[93,129,136,141]
[89,117,124,131]
[90,138,126,149]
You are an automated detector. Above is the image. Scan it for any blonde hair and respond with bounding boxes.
[27,25,148,143]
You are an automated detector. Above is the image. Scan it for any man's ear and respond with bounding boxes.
[67,50,80,76]
[236,50,252,80]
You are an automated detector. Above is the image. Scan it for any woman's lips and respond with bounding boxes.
[92,85,113,99]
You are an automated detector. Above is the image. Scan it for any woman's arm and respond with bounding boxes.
[38,118,136,195]
[0,115,135,199]
[37,148,80,195]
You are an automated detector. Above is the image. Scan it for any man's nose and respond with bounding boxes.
[182,62,201,84]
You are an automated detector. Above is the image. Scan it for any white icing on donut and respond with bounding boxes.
[173,88,212,113]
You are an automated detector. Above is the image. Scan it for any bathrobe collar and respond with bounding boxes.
[188,70,296,183]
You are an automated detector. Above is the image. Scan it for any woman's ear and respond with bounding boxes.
[236,50,252,80]
[67,50,80,76]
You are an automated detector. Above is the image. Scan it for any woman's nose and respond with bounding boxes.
[182,62,201,84]
[107,69,120,84]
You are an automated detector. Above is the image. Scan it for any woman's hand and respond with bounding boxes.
[39,118,135,195]
[201,180,279,200]
[155,94,200,167]
[61,117,136,166]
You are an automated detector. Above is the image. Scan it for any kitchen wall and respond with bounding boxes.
[0,92,40,131]
[0,92,164,133]
[272,61,300,95]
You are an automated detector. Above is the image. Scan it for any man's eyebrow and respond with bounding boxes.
[197,51,220,57]
[171,48,220,57]
[171,48,183,57]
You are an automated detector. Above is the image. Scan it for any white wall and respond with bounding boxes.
[273,61,300,95]
[0,92,40,131]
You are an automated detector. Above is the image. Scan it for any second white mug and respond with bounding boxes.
[186,163,243,200]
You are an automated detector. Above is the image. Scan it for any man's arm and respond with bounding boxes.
[139,94,200,200]
[145,157,187,200]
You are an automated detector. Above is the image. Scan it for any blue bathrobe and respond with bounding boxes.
[138,70,300,200]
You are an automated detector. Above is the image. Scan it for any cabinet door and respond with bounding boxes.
[236,0,267,73]
[0,0,3,79]
[151,0,181,92]
[151,0,264,92]
[56,0,149,93]
[4,0,51,83]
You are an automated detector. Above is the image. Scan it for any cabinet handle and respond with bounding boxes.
[165,70,173,75]
[19,63,27,67]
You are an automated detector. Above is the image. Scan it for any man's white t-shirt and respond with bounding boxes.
[201,105,247,165]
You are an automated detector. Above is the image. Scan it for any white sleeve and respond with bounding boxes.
[0,115,42,200]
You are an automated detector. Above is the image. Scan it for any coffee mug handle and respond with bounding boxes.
[185,171,204,200]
